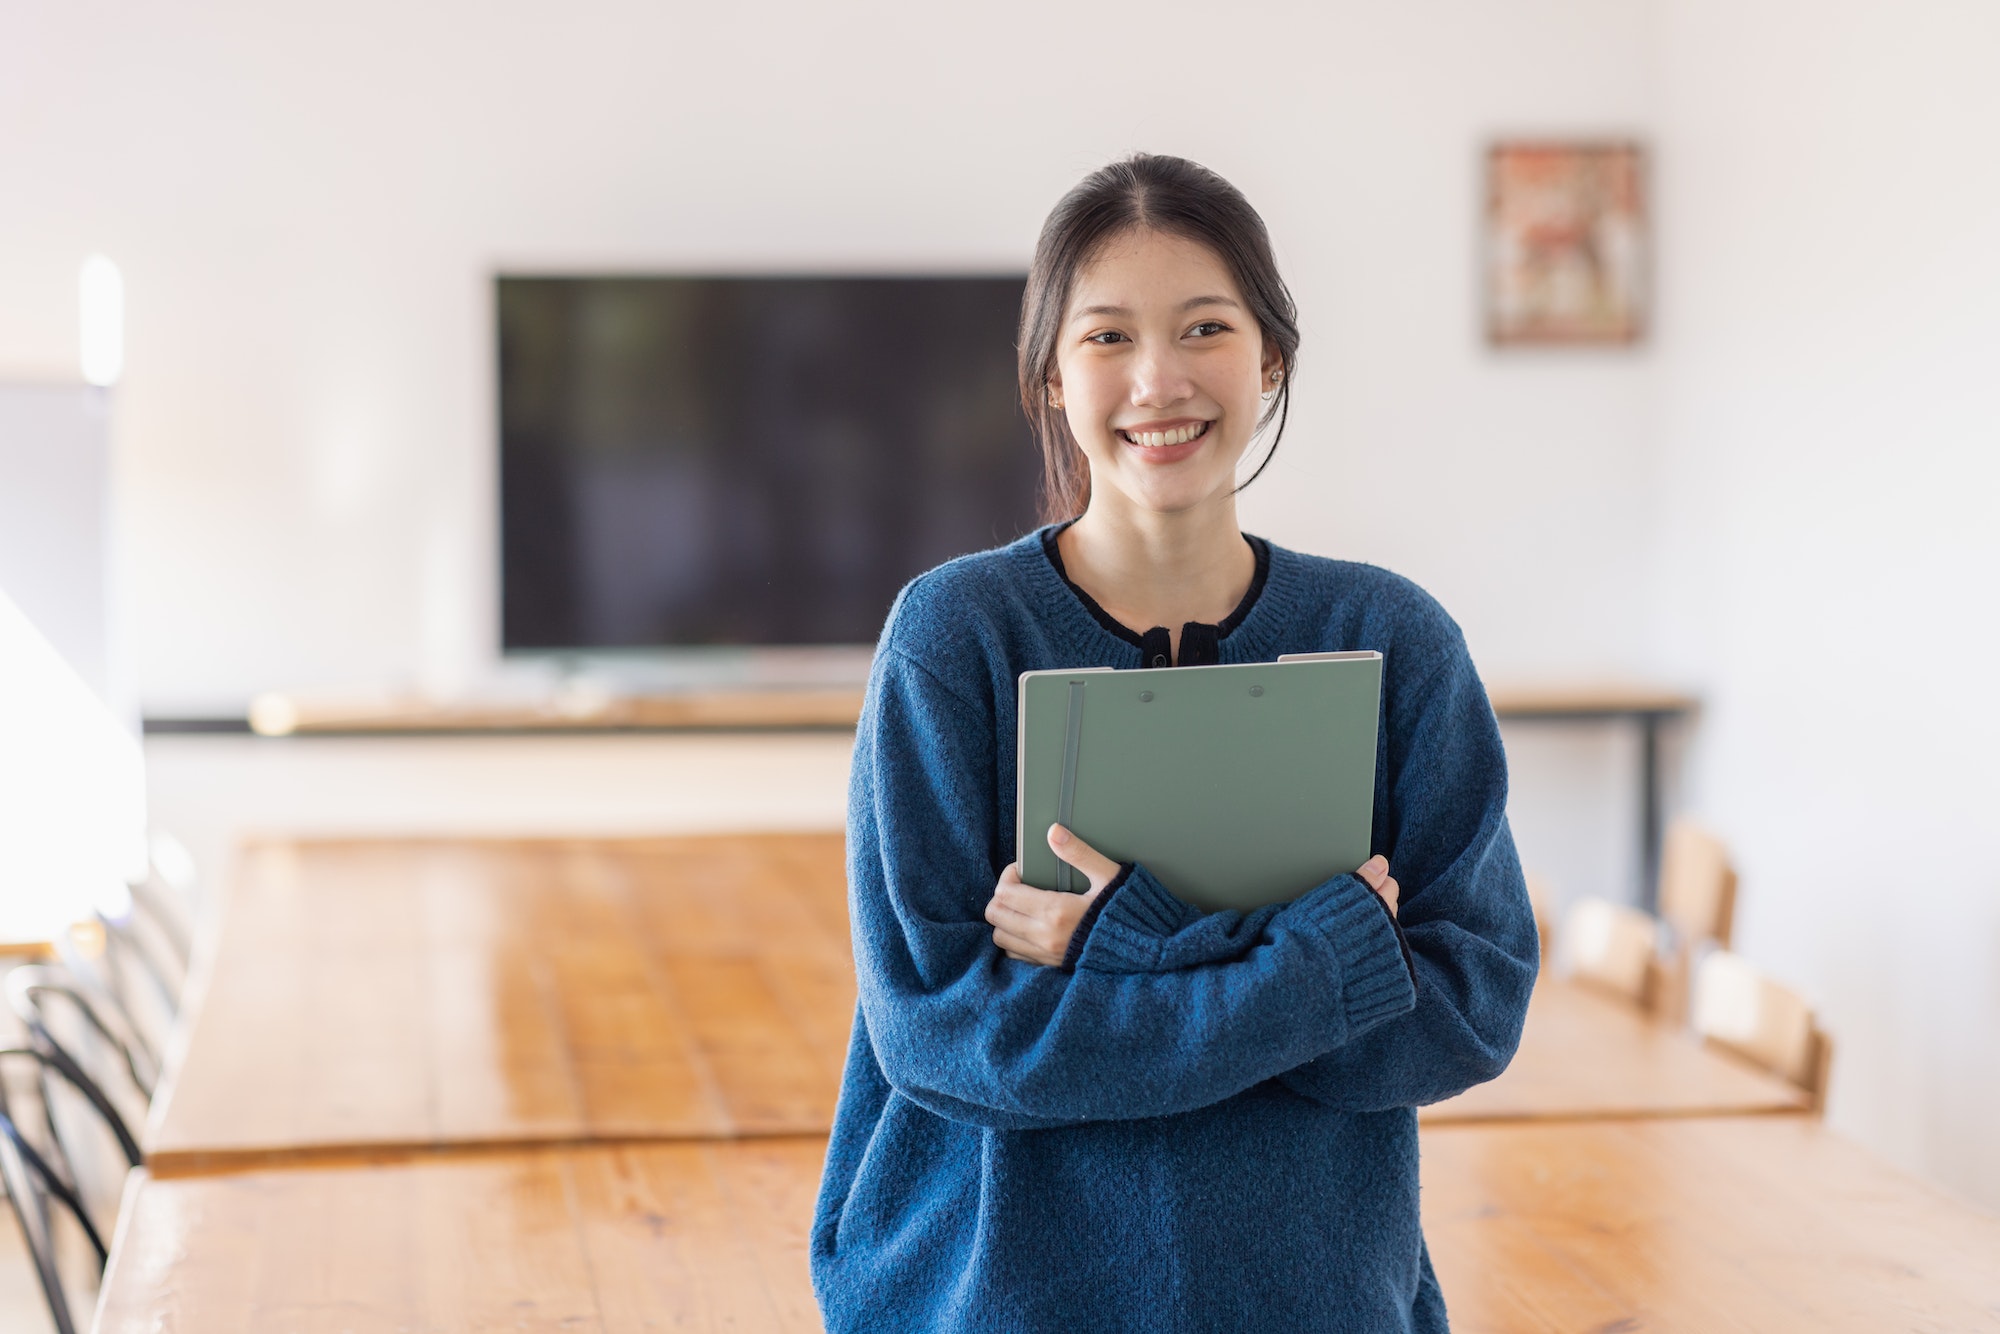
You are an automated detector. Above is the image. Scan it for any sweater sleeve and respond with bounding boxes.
[1274,629,1540,1112]
[1064,860,1414,984]
[848,645,1417,1131]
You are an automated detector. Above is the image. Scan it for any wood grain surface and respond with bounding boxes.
[1423,1116,2000,1332]
[98,1118,2000,1332]
[95,1138,828,1334]
[146,836,855,1174]
[146,836,1808,1173]
[1423,973,1808,1123]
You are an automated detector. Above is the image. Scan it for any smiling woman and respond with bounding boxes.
[810,154,1538,1334]
[1020,154,1298,527]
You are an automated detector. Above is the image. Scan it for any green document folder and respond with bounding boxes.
[1015,653,1382,912]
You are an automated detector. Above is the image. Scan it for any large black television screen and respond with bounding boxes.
[499,275,1042,650]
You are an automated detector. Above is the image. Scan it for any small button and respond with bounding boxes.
[1138,690,1154,703]
[1151,654,1168,667]
[1249,685,1265,697]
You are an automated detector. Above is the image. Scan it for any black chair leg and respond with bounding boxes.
[0,1115,83,1334]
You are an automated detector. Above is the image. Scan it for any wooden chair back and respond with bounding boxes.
[1562,896,1660,1009]
[1691,949,1834,1113]
[1524,874,1559,972]
[1659,819,1737,949]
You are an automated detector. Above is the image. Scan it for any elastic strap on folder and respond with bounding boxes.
[1056,679,1086,893]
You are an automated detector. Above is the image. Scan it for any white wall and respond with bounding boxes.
[0,383,122,716]
[143,732,855,910]
[1651,1,2000,1208]
[9,0,1995,1215]
[0,0,1658,716]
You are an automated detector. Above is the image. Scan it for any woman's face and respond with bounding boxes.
[1052,227,1279,521]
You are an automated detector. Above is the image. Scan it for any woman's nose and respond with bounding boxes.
[1128,344,1195,407]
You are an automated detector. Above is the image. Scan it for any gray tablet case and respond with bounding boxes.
[1015,652,1382,912]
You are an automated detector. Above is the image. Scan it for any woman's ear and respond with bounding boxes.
[1047,375,1065,410]
[1261,340,1285,390]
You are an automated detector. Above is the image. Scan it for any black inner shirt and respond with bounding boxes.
[1041,524,1271,667]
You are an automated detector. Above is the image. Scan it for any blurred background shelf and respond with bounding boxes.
[236,687,871,736]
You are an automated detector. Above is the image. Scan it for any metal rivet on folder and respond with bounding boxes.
[1138,690,1154,703]
[1249,685,1265,697]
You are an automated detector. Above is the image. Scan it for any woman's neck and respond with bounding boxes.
[1056,498,1256,659]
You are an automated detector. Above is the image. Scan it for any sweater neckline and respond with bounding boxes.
[1018,522,1300,667]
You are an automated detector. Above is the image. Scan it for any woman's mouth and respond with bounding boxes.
[1117,420,1212,448]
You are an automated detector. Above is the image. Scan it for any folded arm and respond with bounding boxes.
[850,648,1417,1131]
[976,626,1539,1114]
[1278,642,1539,1111]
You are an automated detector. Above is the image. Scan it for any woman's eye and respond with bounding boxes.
[1086,330,1128,345]
[1187,320,1229,338]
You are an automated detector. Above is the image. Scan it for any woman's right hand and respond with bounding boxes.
[984,824,1122,967]
[1357,855,1400,917]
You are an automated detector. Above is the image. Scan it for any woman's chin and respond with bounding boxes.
[1108,471,1240,518]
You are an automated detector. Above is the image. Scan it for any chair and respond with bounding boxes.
[2,956,155,1333]
[0,1043,144,1181]
[1562,895,1662,1009]
[7,964,159,1102]
[1,1107,106,1334]
[90,887,187,1057]
[1658,819,1738,949]
[127,828,201,980]
[1523,873,1559,973]
[1691,949,1835,1113]
[0,1043,140,1334]
[126,871,193,972]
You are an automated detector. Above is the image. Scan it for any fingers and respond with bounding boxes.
[1048,823,1121,891]
[985,898,1073,964]
[991,923,1060,967]
[984,892,1038,935]
[1356,855,1399,917]
[987,867,1090,966]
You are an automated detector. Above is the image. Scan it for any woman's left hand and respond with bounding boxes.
[984,823,1123,967]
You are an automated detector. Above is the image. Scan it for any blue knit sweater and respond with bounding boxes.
[811,527,1538,1332]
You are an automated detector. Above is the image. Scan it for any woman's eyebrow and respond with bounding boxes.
[1070,295,1242,322]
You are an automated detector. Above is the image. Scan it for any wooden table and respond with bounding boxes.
[1423,975,1808,1123]
[95,1138,828,1333]
[97,1118,2000,1333]
[147,836,1805,1173]
[146,836,856,1175]
[1423,1116,2000,1331]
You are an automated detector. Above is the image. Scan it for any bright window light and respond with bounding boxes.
[79,253,124,388]
[0,584,147,944]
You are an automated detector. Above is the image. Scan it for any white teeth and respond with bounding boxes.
[1124,422,1208,448]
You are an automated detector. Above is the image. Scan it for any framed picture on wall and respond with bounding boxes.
[1485,141,1647,345]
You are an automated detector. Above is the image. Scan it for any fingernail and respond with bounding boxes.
[1049,824,1069,845]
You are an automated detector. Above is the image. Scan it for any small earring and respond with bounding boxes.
[1269,369,1283,383]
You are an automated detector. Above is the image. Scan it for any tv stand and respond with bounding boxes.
[246,686,866,736]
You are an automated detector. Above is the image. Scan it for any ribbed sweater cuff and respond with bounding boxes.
[1072,864,1201,974]
[1059,863,1133,972]
[1296,874,1419,1034]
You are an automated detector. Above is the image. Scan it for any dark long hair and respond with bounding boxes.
[1018,154,1300,524]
